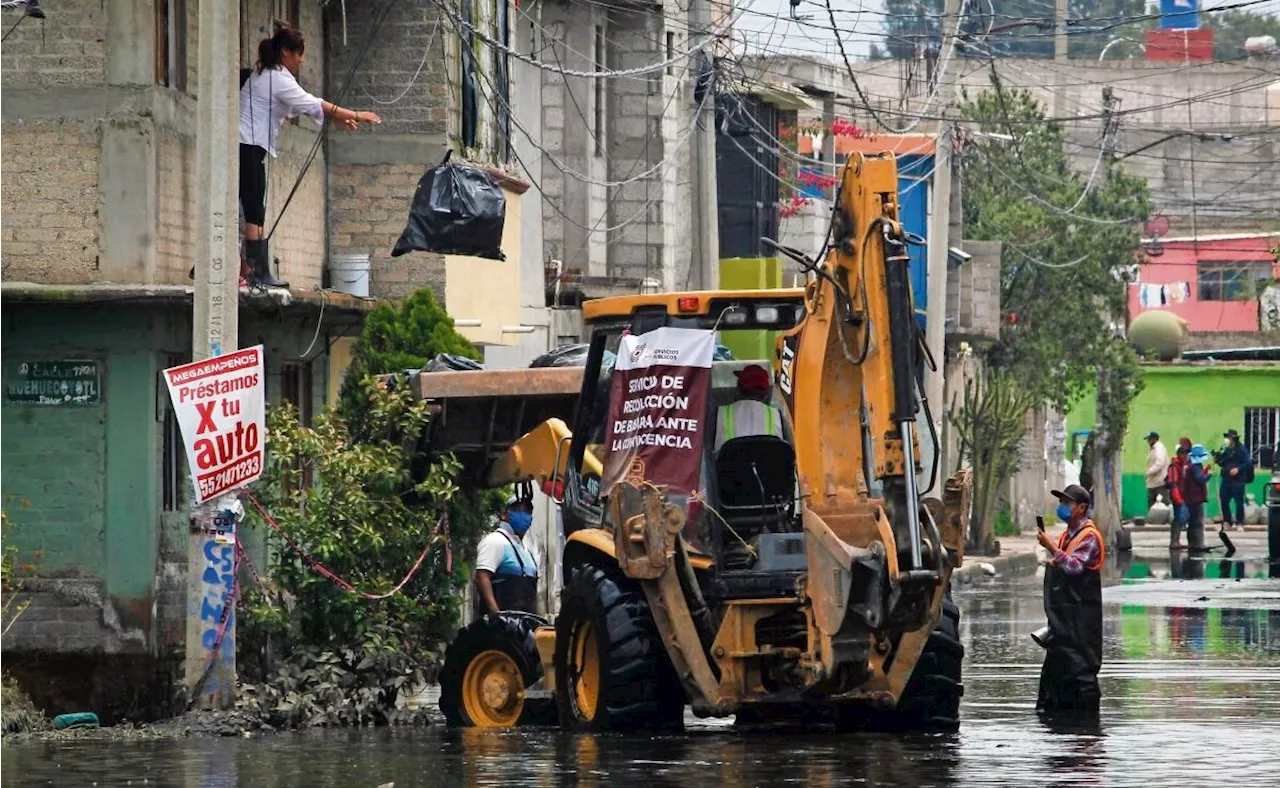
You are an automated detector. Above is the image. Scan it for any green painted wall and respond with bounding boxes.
[1069,364,1279,520]
[717,257,784,361]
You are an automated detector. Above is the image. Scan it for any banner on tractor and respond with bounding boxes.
[164,346,266,504]
[602,327,714,495]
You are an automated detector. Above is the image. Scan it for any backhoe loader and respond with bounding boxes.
[434,151,972,731]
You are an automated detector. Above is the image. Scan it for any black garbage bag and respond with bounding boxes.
[529,344,590,368]
[392,152,506,261]
[425,353,485,372]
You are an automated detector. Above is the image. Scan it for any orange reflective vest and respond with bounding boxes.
[1057,520,1105,572]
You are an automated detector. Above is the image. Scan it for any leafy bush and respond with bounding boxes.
[338,288,479,426]
[239,379,502,726]
[993,505,1021,538]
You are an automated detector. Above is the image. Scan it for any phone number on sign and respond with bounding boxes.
[196,452,263,499]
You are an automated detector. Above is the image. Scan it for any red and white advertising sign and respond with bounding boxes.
[164,346,266,504]
[602,327,715,496]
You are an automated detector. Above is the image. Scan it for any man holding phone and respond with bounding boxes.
[1034,484,1106,718]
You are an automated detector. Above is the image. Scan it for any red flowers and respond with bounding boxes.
[779,195,811,219]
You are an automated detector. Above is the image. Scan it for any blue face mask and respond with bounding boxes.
[507,510,533,535]
[1056,503,1074,523]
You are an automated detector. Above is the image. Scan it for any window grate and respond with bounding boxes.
[1244,406,1280,468]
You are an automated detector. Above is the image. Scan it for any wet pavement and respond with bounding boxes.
[5,549,1280,788]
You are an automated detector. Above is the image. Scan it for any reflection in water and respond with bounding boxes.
[6,571,1280,788]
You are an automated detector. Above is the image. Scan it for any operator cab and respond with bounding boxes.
[560,290,808,600]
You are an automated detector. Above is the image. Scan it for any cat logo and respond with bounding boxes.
[778,339,796,397]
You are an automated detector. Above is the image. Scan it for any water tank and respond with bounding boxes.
[1244,35,1277,54]
[1129,310,1189,361]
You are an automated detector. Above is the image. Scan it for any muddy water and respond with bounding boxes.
[6,552,1280,788]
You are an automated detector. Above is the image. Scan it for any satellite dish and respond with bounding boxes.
[1144,214,1171,237]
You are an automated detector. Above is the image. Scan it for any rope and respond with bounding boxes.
[244,492,439,601]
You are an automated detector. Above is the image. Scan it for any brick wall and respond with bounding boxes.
[329,162,446,301]
[155,132,196,284]
[324,0,448,135]
[0,0,107,88]
[1,122,102,284]
[324,0,452,302]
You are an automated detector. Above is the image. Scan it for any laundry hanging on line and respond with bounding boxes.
[1137,282,1189,309]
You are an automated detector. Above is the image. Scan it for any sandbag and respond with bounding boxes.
[392,152,506,261]
[425,353,485,372]
[530,344,590,368]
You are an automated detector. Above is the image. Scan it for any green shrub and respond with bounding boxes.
[993,505,1021,538]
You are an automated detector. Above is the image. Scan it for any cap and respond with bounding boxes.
[1051,484,1092,507]
[1178,436,1192,451]
[1176,443,1190,455]
[734,364,772,393]
[1224,429,1240,440]
[1189,444,1210,464]
[1145,431,1159,440]
[506,494,521,508]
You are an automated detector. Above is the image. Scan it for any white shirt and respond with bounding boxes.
[1145,441,1170,489]
[475,523,538,577]
[715,399,785,452]
[238,66,325,157]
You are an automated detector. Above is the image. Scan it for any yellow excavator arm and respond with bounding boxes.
[486,417,603,492]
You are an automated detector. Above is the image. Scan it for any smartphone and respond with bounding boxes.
[1036,516,1046,532]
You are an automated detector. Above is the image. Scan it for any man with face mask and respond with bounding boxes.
[473,496,539,617]
[1034,484,1106,717]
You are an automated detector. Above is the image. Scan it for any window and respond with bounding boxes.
[666,32,675,76]
[460,0,479,150]
[1244,406,1280,468]
[594,26,605,157]
[280,361,314,491]
[494,0,511,161]
[1196,261,1273,302]
[155,0,187,91]
[272,0,301,28]
[161,354,188,511]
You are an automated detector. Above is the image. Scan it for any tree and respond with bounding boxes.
[1204,11,1280,60]
[339,288,480,427]
[880,0,1146,60]
[957,83,1148,541]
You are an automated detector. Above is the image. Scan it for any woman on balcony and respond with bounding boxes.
[238,26,383,288]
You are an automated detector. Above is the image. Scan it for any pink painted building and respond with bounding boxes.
[1129,233,1280,333]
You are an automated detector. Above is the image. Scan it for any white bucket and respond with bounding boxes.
[329,253,371,298]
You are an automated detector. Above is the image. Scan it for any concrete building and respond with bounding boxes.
[1069,361,1280,520]
[535,0,705,301]
[0,0,547,718]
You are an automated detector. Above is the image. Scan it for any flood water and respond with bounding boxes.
[7,551,1280,788]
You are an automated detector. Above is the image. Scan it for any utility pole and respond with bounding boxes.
[922,0,962,497]
[691,0,719,290]
[1053,0,1068,119]
[186,0,241,709]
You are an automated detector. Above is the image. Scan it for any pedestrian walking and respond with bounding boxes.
[1166,443,1190,550]
[1214,429,1254,531]
[1145,431,1170,510]
[1034,484,1106,719]
[1183,445,1212,552]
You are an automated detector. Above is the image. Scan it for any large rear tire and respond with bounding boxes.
[887,592,964,730]
[439,612,546,727]
[554,563,685,731]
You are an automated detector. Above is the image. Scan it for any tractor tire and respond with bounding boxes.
[439,612,546,728]
[554,563,685,731]
[886,592,964,731]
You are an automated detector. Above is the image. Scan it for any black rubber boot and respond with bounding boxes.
[247,239,289,289]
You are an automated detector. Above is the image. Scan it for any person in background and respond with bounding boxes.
[1215,429,1254,531]
[1034,484,1106,718]
[238,26,382,288]
[1166,443,1190,550]
[473,496,539,618]
[715,364,786,452]
[1183,445,1213,552]
[1144,431,1170,510]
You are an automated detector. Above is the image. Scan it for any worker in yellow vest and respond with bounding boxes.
[714,364,785,453]
[1034,484,1106,718]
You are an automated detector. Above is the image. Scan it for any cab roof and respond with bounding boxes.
[582,289,806,322]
